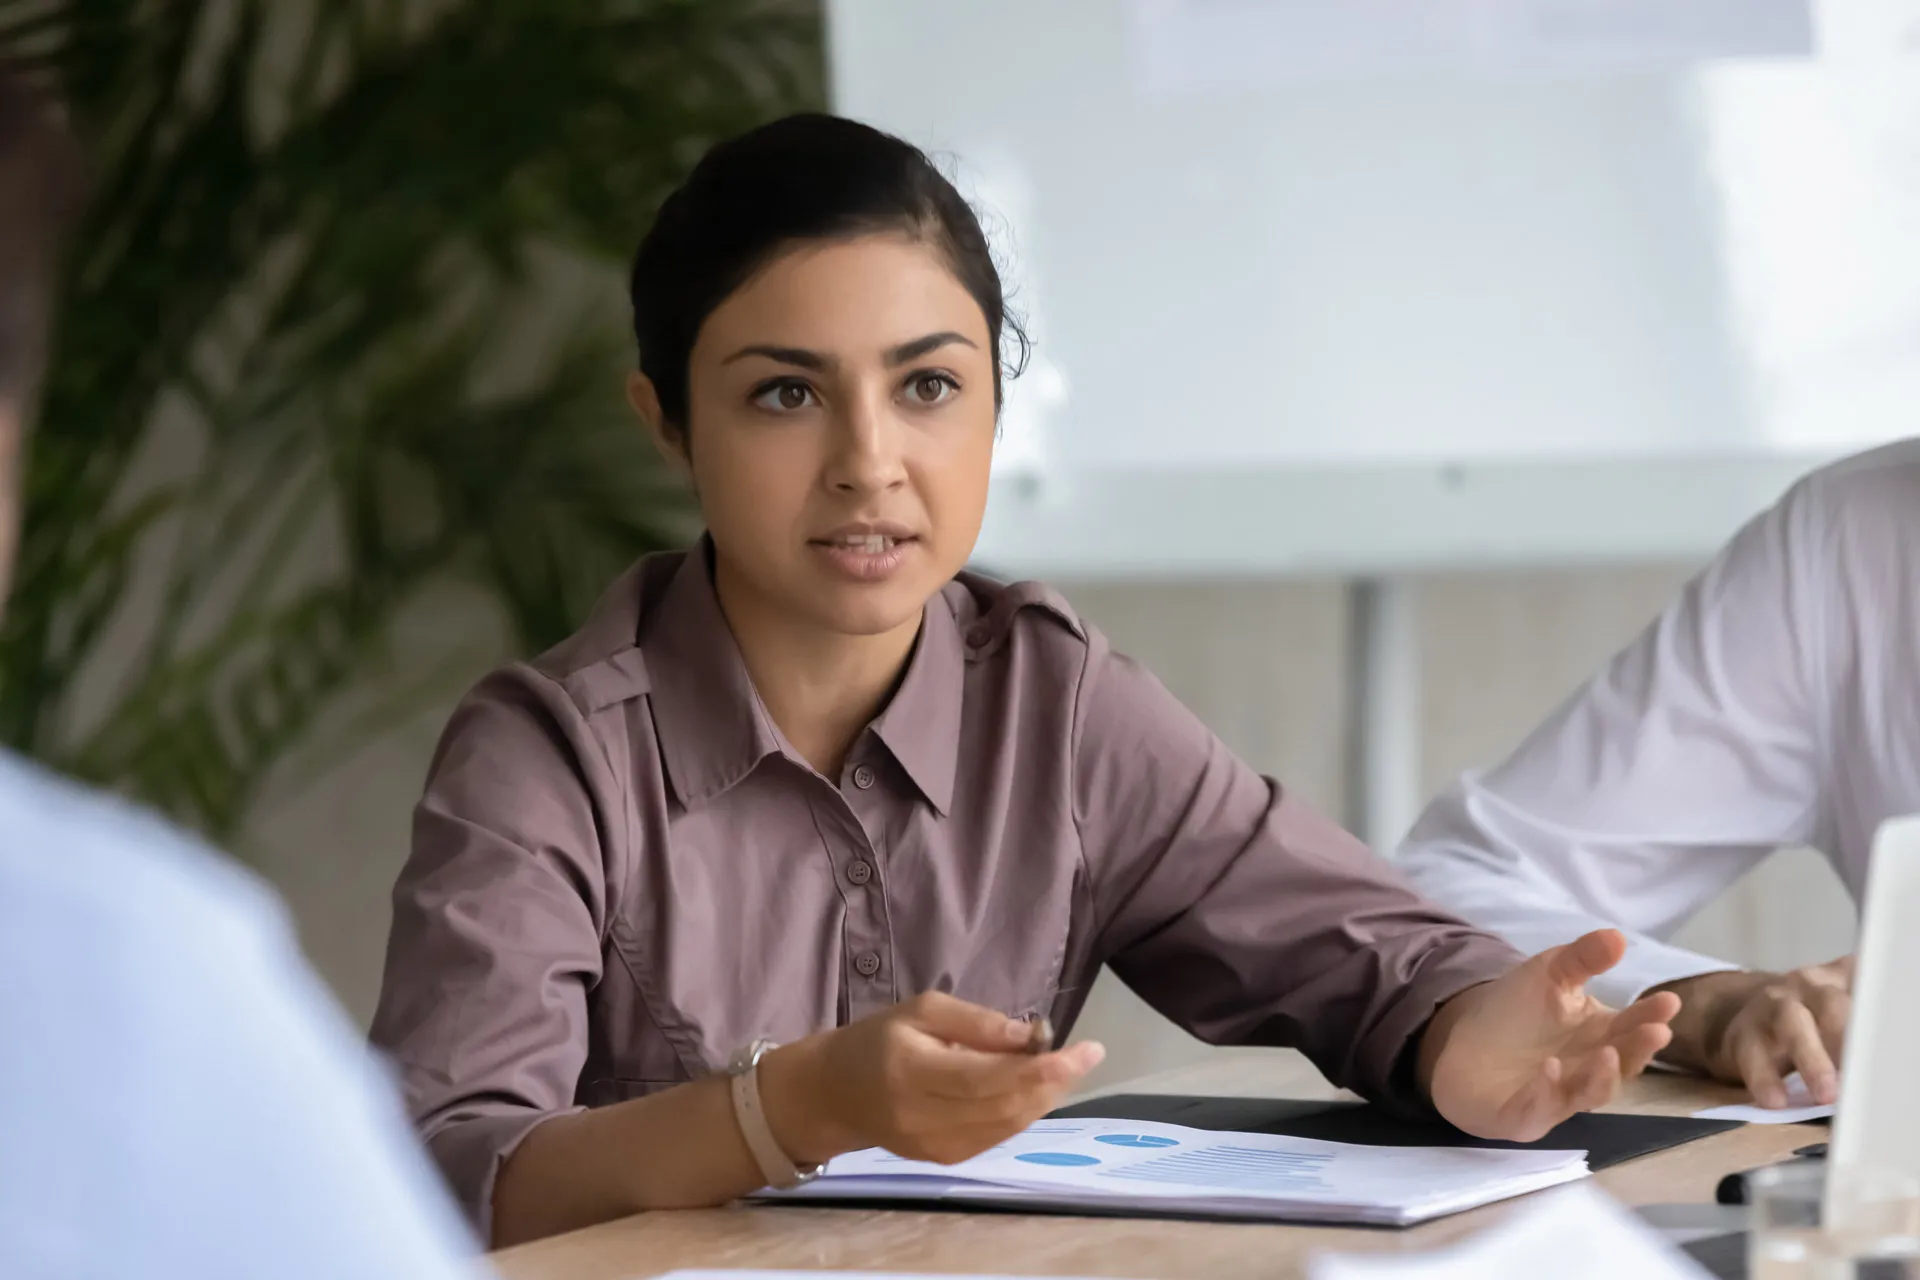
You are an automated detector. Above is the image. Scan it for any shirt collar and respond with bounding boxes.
[641,544,785,807]
[870,590,964,817]
[641,540,964,816]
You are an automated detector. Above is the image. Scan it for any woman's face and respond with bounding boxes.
[647,234,998,641]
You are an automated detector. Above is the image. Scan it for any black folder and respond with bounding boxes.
[1048,1094,1742,1172]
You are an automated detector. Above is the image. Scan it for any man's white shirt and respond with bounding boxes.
[1398,439,1920,1007]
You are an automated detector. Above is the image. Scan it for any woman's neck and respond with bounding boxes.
[712,560,922,779]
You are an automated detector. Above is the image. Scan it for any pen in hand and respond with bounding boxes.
[1024,1016,1054,1055]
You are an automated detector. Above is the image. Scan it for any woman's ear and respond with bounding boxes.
[627,372,689,473]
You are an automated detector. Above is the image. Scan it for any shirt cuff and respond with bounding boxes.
[424,1106,582,1243]
[1356,933,1524,1117]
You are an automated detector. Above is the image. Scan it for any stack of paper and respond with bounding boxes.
[1692,1072,1836,1125]
[756,1117,1589,1227]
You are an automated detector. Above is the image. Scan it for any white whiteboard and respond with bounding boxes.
[827,0,1920,576]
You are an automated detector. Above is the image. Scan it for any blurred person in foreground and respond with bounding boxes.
[1399,439,1920,1110]
[0,68,489,1280]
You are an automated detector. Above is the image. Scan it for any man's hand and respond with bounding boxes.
[1418,929,1680,1142]
[1651,957,1853,1107]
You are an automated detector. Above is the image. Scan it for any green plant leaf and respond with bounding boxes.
[2,0,822,839]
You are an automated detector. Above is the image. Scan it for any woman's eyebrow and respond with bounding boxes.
[720,331,976,370]
[721,344,830,369]
[886,331,976,365]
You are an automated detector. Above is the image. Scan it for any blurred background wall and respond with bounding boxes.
[6,0,1876,1092]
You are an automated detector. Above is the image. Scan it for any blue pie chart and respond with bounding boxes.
[1016,1152,1101,1167]
[1095,1134,1179,1149]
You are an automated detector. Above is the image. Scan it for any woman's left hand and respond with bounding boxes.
[1418,928,1681,1142]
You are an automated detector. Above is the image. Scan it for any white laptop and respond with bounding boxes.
[1642,815,1920,1278]
[1828,813,1920,1185]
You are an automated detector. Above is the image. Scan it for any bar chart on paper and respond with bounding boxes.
[755,1118,1589,1226]
[1097,1144,1335,1192]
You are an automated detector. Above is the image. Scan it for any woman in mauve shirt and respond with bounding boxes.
[371,113,1679,1248]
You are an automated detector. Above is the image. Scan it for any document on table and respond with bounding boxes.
[754,1117,1589,1227]
[1307,1183,1714,1279]
[1692,1073,1835,1125]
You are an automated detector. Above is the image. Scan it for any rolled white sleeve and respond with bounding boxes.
[1398,474,1836,1009]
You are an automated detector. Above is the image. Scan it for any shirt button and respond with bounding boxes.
[854,951,882,977]
[965,626,990,649]
[848,860,874,886]
[852,764,876,790]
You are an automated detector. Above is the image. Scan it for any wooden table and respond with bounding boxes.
[492,1049,1818,1280]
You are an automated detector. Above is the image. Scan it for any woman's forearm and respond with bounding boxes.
[492,1073,750,1247]
[490,1037,848,1248]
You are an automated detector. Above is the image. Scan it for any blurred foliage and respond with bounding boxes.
[0,0,822,838]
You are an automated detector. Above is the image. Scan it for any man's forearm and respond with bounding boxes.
[1648,969,1759,1079]
[1650,958,1853,1106]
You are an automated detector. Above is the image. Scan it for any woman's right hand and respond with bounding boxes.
[761,992,1106,1168]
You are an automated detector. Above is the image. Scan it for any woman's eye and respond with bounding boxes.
[905,372,958,406]
[752,380,817,412]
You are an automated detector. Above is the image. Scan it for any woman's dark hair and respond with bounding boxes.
[628,113,1027,432]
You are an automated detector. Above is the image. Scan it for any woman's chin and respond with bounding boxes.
[800,578,936,640]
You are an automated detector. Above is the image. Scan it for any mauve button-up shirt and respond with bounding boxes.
[371,546,1523,1231]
